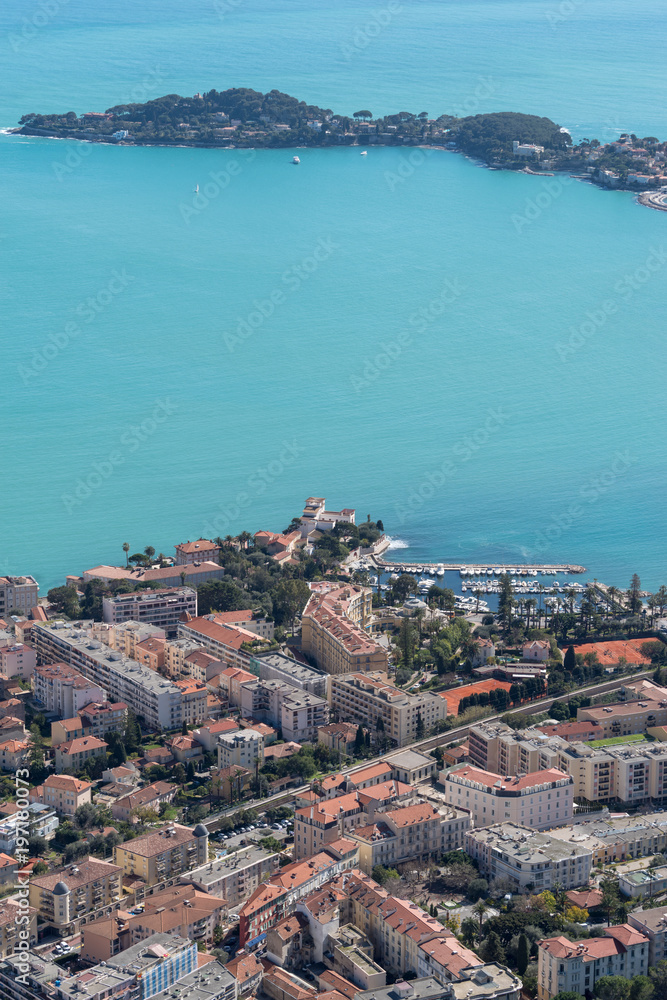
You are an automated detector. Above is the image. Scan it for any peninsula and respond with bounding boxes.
[14,87,667,200]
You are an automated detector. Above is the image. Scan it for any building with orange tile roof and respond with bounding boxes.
[55,735,108,773]
[28,856,122,930]
[302,586,386,676]
[178,616,271,672]
[0,738,30,771]
[349,798,470,874]
[30,774,93,817]
[111,781,177,823]
[238,851,350,947]
[537,925,648,1000]
[175,538,221,565]
[114,823,208,888]
[0,896,37,957]
[226,951,264,996]
[444,764,573,830]
[33,661,107,717]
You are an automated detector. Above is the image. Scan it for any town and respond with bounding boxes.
[1,498,667,1000]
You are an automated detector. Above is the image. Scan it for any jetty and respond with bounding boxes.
[372,557,585,575]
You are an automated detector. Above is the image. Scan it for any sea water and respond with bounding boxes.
[1,0,666,591]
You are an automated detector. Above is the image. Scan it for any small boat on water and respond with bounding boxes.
[194,184,199,193]
[292,156,300,164]
[360,150,367,155]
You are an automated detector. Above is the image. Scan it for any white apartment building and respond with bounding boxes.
[240,678,329,742]
[33,662,107,717]
[32,622,184,730]
[465,823,592,892]
[538,926,648,1000]
[628,905,667,965]
[443,765,573,830]
[102,588,197,636]
[330,673,448,748]
[0,642,36,680]
[217,729,264,771]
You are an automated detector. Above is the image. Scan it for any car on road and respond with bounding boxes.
[271,823,281,830]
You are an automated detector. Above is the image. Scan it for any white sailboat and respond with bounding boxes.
[194,184,199,193]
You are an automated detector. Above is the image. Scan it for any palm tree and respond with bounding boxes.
[473,898,487,935]
[144,546,155,561]
[473,589,483,614]
[122,542,130,567]
[525,599,537,631]
[607,586,619,614]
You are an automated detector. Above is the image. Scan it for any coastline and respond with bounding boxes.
[9,124,667,209]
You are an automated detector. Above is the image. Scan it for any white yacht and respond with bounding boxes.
[292,155,300,164]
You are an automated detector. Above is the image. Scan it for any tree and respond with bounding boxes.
[516,934,529,976]
[467,878,488,902]
[563,645,576,672]
[564,905,588,923]
[628,573,642,614]
[415,710,425,739]
[473,898,488,935]
[595,977,631,1000]
[649,962,667,1000]
[600,877,619,926]
[353,110,373,120]
[552,993,584,1000]
[271,578,311,634]
[28,725,47,784]
[461,917,478,946]
[122,542,130,566]
[124,709,141,753]
[479,930,505,963]
[144,546,155,560]
[354,725,365,754]
[28,835,47,856]
[47,585,81,618]
[630,976,654,1000]
[186,761,196,782]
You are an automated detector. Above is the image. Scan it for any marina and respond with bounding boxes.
[374,559,585,575]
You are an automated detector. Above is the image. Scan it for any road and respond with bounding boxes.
[204,669,651,829]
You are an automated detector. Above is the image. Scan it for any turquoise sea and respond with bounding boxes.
[1,0,666,591]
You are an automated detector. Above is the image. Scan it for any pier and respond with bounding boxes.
[372,557,585,575]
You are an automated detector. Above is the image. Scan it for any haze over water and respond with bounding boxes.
[2,0,666,591]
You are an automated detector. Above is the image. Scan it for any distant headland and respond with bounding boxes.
[12,87,667,204]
